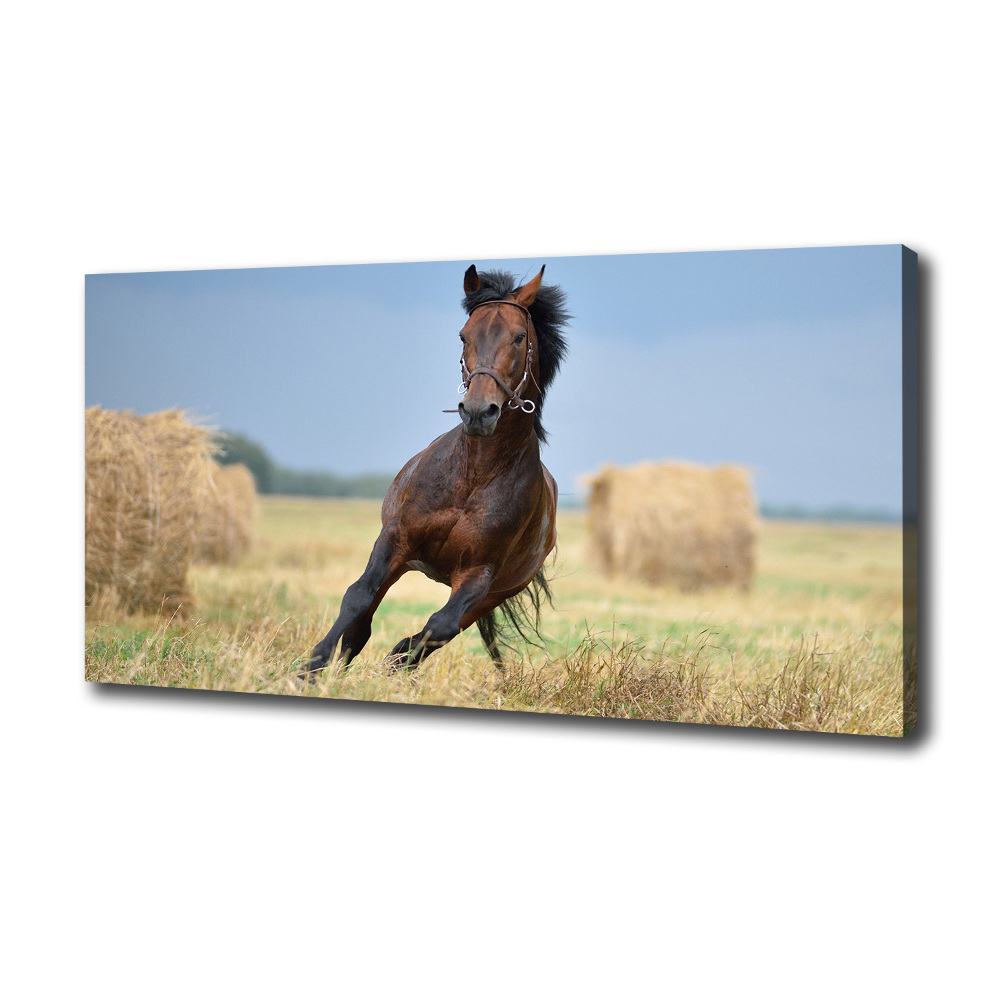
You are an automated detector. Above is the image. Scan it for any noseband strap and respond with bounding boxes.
[460,342,536,414]
[447,299,539,416]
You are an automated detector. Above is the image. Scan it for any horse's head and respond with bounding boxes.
[457,265,545,437]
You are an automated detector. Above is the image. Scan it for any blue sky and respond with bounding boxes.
[85,246,905,514]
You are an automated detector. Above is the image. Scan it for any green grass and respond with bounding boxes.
[86,497,910,734]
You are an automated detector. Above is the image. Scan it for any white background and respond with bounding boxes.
[4,1,996,997]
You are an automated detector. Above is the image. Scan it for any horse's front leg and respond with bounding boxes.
[387,566,495,672]
[302,529,406,678]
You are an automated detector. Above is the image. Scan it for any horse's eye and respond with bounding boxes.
[514,333,526,345]
[459,335,466,343]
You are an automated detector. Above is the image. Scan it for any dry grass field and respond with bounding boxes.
[85,496,911,736]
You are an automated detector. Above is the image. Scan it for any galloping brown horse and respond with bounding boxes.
[303,264,569,675]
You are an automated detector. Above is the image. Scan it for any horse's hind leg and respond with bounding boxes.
[386,567,495,672]
[302,530,406,678]
[475,613,505,670]
[464,584,543,671]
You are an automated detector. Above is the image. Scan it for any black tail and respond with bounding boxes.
[475,568,553,669]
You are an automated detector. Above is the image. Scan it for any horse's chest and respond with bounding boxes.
[406,505,517,573]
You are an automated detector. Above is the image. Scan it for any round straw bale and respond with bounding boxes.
[85,407,216,616]
[194,462,257,564]
[585,461,758,590]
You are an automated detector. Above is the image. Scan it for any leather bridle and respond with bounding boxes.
[453,299,538,415]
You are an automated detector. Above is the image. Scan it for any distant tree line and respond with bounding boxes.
[214,432,899,519]
[759,502,899,523]
[214,431,394,498]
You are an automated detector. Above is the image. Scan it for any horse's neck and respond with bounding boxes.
[451,419,539,483]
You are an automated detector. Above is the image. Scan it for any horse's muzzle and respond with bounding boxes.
[458,401,501,436]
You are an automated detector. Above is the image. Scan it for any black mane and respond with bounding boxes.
[461,269,570,444]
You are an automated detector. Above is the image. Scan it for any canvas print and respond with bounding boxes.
[85,246,918,736]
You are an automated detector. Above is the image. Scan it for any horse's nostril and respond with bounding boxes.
[458,401,499,427]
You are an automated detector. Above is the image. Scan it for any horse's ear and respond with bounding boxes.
[464,265,481,295]
[514,266,545,307]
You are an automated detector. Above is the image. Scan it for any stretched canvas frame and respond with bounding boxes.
[85,245,918,736]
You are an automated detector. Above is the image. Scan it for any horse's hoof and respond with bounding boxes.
[384,654,413,675]
[297,657,326,683]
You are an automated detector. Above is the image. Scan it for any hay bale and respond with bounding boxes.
[194,462,257,564]
[585,461,758,590]
[85,407,216,616]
